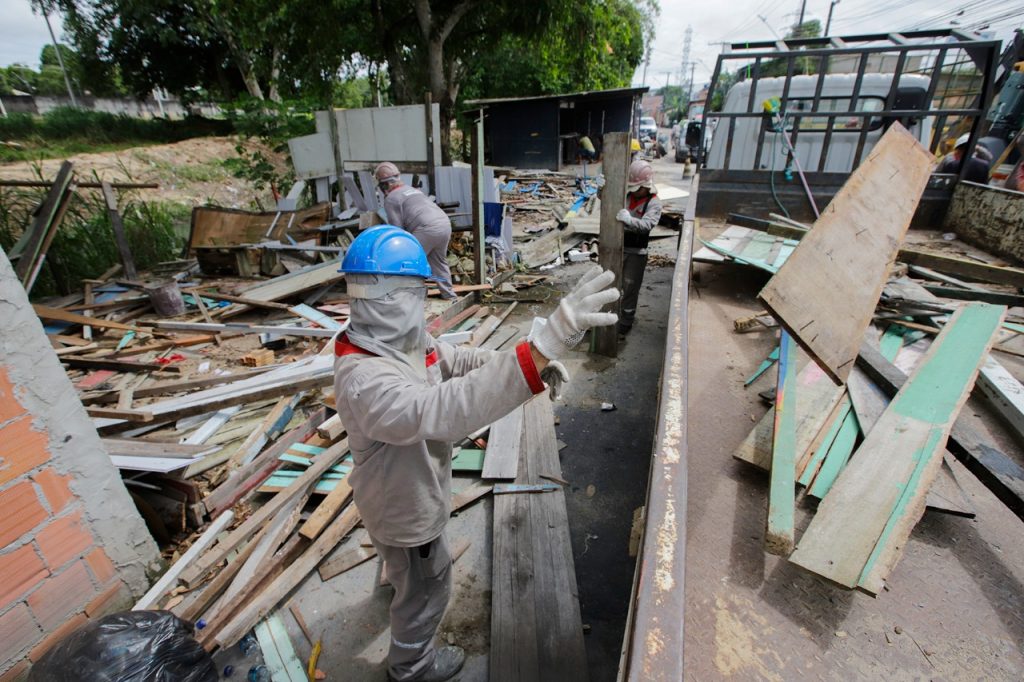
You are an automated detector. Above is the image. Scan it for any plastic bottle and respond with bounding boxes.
[238,633,258,656]
[247,665,271,682]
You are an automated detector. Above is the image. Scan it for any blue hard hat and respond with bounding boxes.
[340,225,432,278]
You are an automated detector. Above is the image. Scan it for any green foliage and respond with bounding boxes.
[0,182,187,298]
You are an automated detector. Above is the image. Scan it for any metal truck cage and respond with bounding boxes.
[697,29,1002,224]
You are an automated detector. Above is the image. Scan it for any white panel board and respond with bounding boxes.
[288,132,334,180]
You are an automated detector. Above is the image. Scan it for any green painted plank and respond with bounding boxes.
[452,448,486,472]
[745,345,780,386]
[807,408,859,498]
[254,614,307,682]
[765,331,798,555]
[791,303,1005,591]
[797,400,846,488]
[289,442,325,455]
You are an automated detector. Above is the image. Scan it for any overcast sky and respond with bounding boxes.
[1,0,1021,84]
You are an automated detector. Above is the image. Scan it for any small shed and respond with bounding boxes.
[466,87,648,170]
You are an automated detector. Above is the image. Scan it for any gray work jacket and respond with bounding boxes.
[333,334,545,546]
[384,187,451,233]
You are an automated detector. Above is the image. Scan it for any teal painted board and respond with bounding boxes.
[745,346,780,386]
[453,448,486,472]
[790,303,1005,592]
[797,401,847,488]
[289,442,325,455]
[806,408,859,498]
[254,614,307,682]
[766,331,798,555]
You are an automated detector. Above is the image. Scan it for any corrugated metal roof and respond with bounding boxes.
[465,86,648,108]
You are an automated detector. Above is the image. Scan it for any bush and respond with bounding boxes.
[0,181,188,298]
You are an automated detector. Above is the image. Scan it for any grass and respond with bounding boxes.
[0,179,189,298]
[0,107,233,163]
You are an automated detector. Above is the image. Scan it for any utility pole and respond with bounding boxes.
[797,0,807,31]
[680,25,693,112]
[825,0,841,36]
[42,8,78,108]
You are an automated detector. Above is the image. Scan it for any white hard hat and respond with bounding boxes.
[627,160,656,193]
[954,134,970,148]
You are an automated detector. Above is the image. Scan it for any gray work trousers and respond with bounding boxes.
[409,224,456,299]
[372,533,453,681]
[620,250,648,328]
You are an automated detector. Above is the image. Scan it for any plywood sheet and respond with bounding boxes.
[758,124,935,384]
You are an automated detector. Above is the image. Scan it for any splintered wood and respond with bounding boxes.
[758,123,935,384]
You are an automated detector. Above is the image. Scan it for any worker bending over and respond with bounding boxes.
[374,162,457,299]
[333,225,619,681]
[615,160,662,335]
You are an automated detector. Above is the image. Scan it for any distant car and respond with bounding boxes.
[639,116,658,140]
[675,120,703,163]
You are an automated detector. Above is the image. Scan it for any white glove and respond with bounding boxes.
[529,267,619,360]
[616,208,632,224]
[540,361,570,400]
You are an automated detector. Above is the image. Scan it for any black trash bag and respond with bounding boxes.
[29,610,218,682]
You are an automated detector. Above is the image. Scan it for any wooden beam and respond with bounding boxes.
[593,131,630,357]
[898,249,1024,288]
[765,332,797,555]
[154,321,337,338]
[61,357,181,374]
[471,110,486,285]
[101,181,138,280]
[921,284,1024,308]
[299,440,352,541]
[791,303,1005,593]
[758,124,934,384]
[85,406,154,422]
[975,356,1024,443]
[34,304,141,332]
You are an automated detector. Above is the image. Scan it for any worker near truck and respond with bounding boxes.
[578,134,597,162]
[615,160,663,335]
[333,225,619,681]
[936,134,991,184]
[374,162,457,299]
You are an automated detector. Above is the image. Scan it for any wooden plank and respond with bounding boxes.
[133,510,234,610]
[921,284,1024,308]
[482,405,523,480]
[299,445,353,541]
[315,413,344,440]
[790,303,1004,592]
[224,396,297,470]
[765,332,797,555]
[61,357,181,374]
[594,131,630,357]
[81,368,274,405]
[179,439,348,588]
[212,503,361,648]
[101,439,217,458]
[254,615,307,682]
[12,161,73,278]
[85,406,154,422]
[856,343,1024,522]
[898,249,1024,288]
[154,320,337,338]
[976,355,1024,442]
[758,124,934,384]
[452,448,485,471]
[734,354,846,471]
[491,396,588,681]
[34,304,142,332]
[101,181,138,280]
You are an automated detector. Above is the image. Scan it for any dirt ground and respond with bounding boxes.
[684,222,1024,680]
[0,136,284,208]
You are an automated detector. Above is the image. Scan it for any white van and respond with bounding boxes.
[706,73,933,173]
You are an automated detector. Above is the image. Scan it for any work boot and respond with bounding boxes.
[618,322,632,337]
[387,646,466,682]
[417,646,466,682]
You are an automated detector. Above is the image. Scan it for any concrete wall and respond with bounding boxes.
[944,181,1024,265]
[0,249,161,679]
[1,94,222,119]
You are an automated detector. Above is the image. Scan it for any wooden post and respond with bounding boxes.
[471,110,486,285]
[424,92,436,195]
[593,131,630,357]
[100,181,138,281]
[325,108,347,213]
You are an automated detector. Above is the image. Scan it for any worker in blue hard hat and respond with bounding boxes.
[374,162,457,299]
[334,225,619,682]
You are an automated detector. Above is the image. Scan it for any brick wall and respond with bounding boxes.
[0,251,160,679]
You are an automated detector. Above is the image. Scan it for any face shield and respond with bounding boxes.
[344,274,429,370]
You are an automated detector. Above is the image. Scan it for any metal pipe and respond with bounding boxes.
[42,9,78,108]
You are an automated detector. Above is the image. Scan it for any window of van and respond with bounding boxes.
[785,96,886,132]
